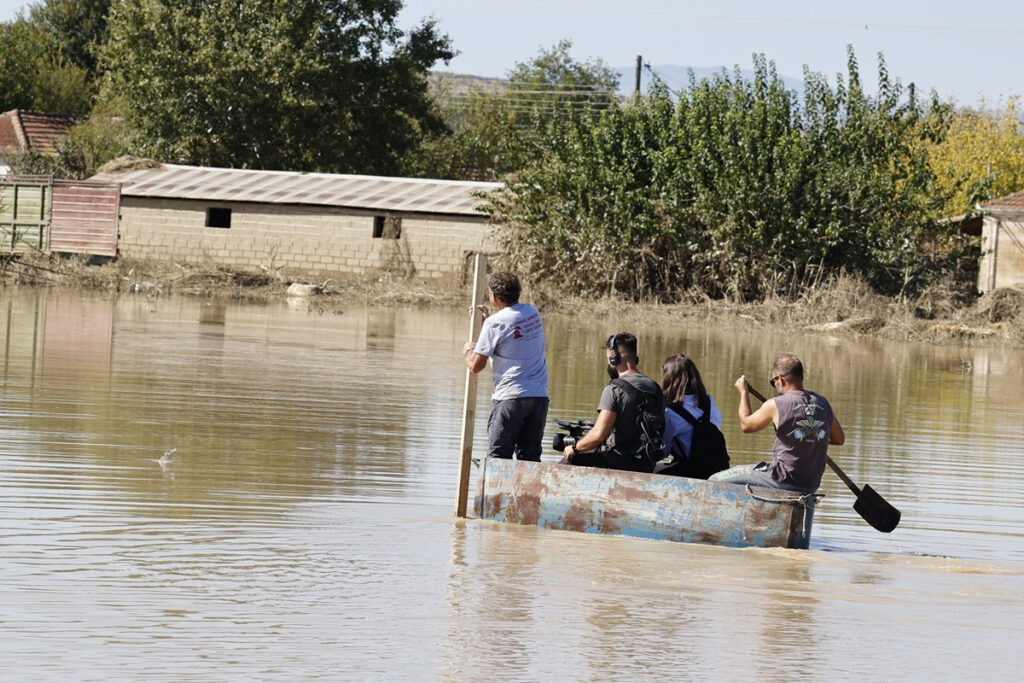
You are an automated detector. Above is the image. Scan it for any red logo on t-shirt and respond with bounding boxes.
[513,325,523,339]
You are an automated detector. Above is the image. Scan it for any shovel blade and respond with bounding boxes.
[853,484,901,533]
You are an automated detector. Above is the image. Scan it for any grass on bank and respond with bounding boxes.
[2,251,1022,348]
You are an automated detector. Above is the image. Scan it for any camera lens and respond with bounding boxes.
[552,434,565,451]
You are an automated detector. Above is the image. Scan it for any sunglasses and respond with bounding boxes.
[769,374,783,388]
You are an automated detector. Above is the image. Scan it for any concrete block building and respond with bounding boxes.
[977,190,1024,292]
[92,163,503,280]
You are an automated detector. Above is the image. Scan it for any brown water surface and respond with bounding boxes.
[1,290,1022,680]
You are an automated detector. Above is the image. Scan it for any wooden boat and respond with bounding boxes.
[474,457,821,549]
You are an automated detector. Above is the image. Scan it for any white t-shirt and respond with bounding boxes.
[474,303,548,400]
[663,394,722,459]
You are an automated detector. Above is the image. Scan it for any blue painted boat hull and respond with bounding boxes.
[474,458,818,549]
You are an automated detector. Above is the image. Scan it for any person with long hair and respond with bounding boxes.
[659,354,728,479]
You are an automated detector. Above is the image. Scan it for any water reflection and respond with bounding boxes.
[1,289,1023,679]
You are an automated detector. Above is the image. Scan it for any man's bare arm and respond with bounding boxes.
[829,416,845,445]
[463,342,487,373]
[564,410,617,459]
[735,374,777,433]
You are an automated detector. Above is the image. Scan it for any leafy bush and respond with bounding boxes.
[487,49,971,301]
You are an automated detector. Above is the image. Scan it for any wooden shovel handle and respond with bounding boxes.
[745,382,769,404]
[825,455,862,496]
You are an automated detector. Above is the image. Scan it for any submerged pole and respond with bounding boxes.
[455,253,488,518]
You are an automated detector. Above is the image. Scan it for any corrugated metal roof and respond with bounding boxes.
[92,163,503,217]
[980,188,1024,213]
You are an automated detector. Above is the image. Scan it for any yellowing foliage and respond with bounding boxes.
[929,97,1024,217]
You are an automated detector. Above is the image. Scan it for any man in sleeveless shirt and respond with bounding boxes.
[560,333,665,473]
[463,271,549,461]
[710,353,844,493]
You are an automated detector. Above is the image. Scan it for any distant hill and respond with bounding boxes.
[615,64,805,97]
[427,72,505,97]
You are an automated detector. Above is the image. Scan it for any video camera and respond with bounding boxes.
[551,418,595,452]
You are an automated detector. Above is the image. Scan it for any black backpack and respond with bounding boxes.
[662,402,730,480]
[610,378,666,468]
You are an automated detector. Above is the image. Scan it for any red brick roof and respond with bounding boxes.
[0,110,79,154]
[980,188,1024,213]
[0,114,23,150]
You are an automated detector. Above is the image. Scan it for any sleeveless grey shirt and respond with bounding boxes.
[769,390,834,491]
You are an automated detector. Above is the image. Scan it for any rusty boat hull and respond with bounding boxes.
[474,458,819,549]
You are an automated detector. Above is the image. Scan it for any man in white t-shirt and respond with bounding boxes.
[463,271,549,461]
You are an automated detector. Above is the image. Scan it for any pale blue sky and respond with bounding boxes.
[3,0,1021,104]
[398,0,1023,104]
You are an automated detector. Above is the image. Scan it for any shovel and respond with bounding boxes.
[746,382,901,533]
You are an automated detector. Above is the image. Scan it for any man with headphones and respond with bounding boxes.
[560,332,666,472]
[463,270,549,461]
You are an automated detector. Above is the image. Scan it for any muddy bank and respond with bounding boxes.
[0,252,464,307]
[3,252,1022,348]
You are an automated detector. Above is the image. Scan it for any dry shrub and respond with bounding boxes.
[751,272,892,328]
[925,323,999,341]
[796,273,888,321]
[0,251,107,287]
[94,156,162,175]
[912,285,964,321]
[975,287,1024,323]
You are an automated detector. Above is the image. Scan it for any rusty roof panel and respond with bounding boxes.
[981,189,1024,212]
[0,115,21,150]
[91,163,501,217]
[0,110,78,153]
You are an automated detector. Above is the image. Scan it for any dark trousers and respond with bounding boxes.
[487,397,550,461]
[569,447,653,473]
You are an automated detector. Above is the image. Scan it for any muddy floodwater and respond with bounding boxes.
[1,289,1022,680]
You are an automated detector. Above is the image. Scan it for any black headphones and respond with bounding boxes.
[607,334,621,367]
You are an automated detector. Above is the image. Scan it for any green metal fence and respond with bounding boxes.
[0,176,51,253]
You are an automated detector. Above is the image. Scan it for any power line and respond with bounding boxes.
[644,64,681,99]
[442,93,616,104]
[434,79,616,92]
[443,102,615,113]
[479,89,616,97]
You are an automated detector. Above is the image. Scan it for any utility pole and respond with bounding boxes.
[908,82,915,109]
[635,55,643,99]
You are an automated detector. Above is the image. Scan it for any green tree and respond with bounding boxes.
[29,0,114,80]
[402,76,520,180]
[403,40,619,180]
[100,0,454,173]
[0,16,92,113]
[504,39,619,114]
[927,97,1024,217]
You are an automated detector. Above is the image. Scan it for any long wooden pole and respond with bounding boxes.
[455,253,488,518]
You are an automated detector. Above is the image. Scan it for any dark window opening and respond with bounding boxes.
[372,215,401,239]
[206,207,232,228]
